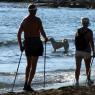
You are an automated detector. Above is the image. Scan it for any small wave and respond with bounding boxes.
[0,40,18,46]
[0,33,17,34]
[0,69,74,77]
[54,69,75,72]
[0,72,24,76]
[37,69,75,74]
[0,40,51,47]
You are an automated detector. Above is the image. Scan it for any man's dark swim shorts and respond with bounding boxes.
[24,37,43,56]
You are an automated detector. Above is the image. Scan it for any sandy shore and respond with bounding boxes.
[1,85,95,95]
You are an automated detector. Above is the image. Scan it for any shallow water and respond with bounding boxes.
[0,2,95,93]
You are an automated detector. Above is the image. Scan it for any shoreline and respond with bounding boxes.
[1,85,95,95]
[0,1,94,9]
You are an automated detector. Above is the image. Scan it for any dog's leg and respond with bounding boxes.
[64,45,69,54]
[54,49,56,52]
[64,48,67,53]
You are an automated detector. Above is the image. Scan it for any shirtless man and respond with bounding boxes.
[17,4,48,91]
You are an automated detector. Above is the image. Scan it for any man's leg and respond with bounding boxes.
[24,56,31,87]
[28,56,38,86]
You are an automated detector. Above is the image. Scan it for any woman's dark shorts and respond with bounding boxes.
[24,37,43,56]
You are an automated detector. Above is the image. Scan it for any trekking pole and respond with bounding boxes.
[11,52,23,92]
[44,41,46,87]
[90,56,94,67]
[89,56,94,76]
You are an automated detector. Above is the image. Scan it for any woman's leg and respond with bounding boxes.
[75,56,82,83]
[84,57,91,81]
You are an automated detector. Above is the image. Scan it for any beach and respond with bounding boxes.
[1,85,95,95]
[0,2,95,94]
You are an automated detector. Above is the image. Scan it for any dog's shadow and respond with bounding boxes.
[50,50,70,58]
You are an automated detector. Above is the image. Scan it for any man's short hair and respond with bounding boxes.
[28,4,37,11]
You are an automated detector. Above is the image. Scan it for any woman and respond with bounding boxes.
[75,17,94,86]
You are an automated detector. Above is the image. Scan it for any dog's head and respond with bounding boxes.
[62,39,68,44]
[62,39,69,52]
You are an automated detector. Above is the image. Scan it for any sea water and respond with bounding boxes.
[0,2,95,93]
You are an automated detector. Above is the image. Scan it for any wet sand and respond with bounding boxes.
[2,85,95,95]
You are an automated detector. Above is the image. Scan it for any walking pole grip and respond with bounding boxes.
[11,51,23,92]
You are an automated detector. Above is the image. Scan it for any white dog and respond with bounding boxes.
[49,37,69,53]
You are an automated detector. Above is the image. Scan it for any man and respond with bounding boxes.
[17,4,48,91]
[75,17,94,86]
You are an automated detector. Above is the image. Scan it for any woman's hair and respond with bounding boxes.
[81,17,90,26]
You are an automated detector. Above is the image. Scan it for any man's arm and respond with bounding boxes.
[39,19,48,42]
[17,23,24,51]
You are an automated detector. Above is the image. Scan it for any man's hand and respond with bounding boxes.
[20,45,24,52]
[45,37,48,42]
